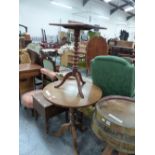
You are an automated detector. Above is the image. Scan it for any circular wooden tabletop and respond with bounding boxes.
[96,96,135,128]
[43,79,102,108]
[49,23,107,30]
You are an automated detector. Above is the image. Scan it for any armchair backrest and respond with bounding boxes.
[42,57,57,86]
[91,55,135,97]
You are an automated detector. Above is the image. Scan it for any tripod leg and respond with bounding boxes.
[75,73,84,98]
[101,145,113,155]
[54,72,73,88]
[77,71,85,85]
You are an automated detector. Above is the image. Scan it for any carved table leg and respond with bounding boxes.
[52,122,71,137]
[118,152,128,155]
[45,118,49,134]
[70,108,79,155]
[54,72,73,88]
[51,108,80,154]
[101,145,113,155]
[76,70,85,85]
[74,72,84,98]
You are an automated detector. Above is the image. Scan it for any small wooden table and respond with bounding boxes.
[33,91,67,134]
[19,63,42,104]
[43,79,102,155]
[19,63,42,80]
[49,23,107,98]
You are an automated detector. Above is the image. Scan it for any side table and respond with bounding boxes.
[33,91,67,134]
[43,79,102,155]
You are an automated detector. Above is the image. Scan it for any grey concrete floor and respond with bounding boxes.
[19,106,106,155]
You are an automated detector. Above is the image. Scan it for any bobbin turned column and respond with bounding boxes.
[55,28,85,98]
[49,23,107,98]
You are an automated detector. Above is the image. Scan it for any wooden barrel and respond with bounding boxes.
[91,96,135,154]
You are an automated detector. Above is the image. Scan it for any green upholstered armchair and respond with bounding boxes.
[91,55,135,97]
[79,55,135,118]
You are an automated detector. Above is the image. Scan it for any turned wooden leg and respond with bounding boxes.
[71,125,79,155]
[45,118,49,134]
[52,123,70,137]
[54,72,73,88]
[65,110,69,122]
[74,73,84,98]
[118,152,128,155]
[101,145,113,155]
[34,110,38,121]
[70,108,79,155]
[76,71,85,85]
[31,109,34,117]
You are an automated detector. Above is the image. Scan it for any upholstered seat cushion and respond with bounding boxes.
[21,90,42,108]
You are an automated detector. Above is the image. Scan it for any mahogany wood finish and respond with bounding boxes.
[19,64,42,104]
[111,46,134,56]
[43,79,102,155]
[19,64,42,80]
[33,92,67,134]
[86,36,108,75]
[101,145,128,155]
[49,23,106,98]
[101,145,113,155]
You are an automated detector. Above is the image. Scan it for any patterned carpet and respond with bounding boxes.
[19,106,106,155]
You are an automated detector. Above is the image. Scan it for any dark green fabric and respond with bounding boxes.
[91,55,135,97]
[43,59,55,84]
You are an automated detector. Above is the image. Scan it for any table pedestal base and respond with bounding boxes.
[54,70,85,98]
[101,145,128,155]
[51,108,80,155]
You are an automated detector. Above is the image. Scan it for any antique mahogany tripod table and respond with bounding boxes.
[43,79,102,155]
[49,23,107,98]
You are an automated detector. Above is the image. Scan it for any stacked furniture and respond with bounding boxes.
[111,40,135,57]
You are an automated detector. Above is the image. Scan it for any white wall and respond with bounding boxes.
[19,0,135,41]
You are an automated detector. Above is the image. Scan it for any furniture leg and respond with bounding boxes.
[74,72,84,98]
[54,72,73,88]
[65,110,69,122]
[101,145,113,155]
[31,109,34,117]
[52,122,70,137]
[34,110,38,121]
[118,152,128,155]
[71,125,79,155]
[45,118,49,134]
[19,91,21,106]
[54,71,85,98]
[33,77,36,90]
[76,70,85,85]
[70,108,79,155]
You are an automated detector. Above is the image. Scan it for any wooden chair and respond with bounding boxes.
[42,57,57,86]
[86,36,108,75]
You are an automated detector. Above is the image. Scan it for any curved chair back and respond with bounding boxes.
[42,57,57,86]
[91,55,135,97]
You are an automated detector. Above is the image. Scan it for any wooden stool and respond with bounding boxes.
[33,92,67,134]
